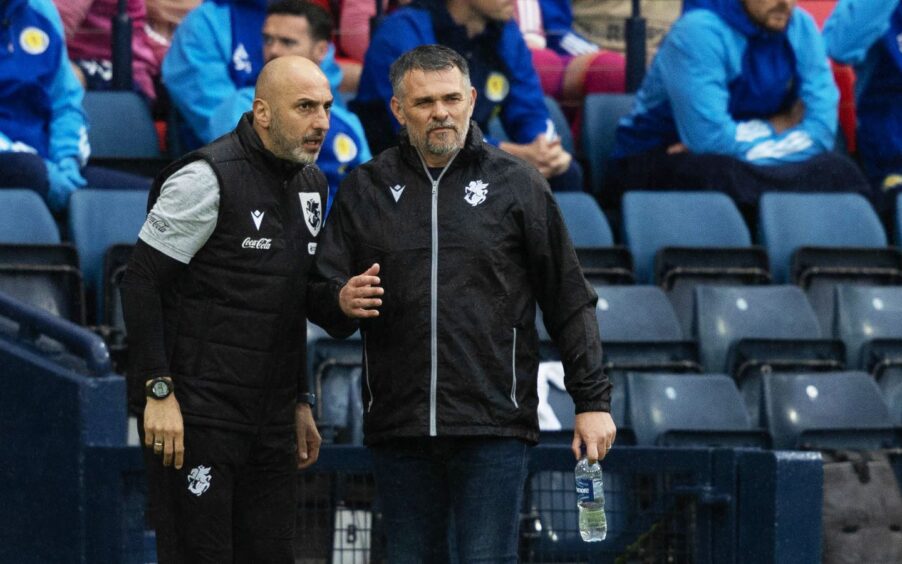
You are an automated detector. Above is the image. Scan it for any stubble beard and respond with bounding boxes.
[270,115,321,165]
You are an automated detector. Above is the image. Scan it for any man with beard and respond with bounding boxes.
[121,55,328,563]
[351,0,584,192]
[309,45,615,562]
[607,0,871,212]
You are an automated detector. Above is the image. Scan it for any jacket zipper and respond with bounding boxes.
[417,150,459,437]
[510,327,519,408]
[363,332,374,412]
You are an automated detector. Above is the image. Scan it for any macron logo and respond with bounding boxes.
[251,210,264,231]
[390,184,405,203]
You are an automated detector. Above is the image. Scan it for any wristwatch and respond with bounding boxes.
[298,393,317,408]
[145,377,173,400]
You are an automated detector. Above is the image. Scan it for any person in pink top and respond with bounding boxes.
[54,0,161,103]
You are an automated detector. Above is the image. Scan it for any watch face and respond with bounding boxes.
[152,380,169,398]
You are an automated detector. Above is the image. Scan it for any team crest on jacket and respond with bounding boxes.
[299,193,322,236]
[187,465,212,496]
[333,133,358,163]
[464,180,489,206]
[485,72,509,102]
[20,27,49,55]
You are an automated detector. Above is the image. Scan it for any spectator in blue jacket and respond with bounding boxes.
[608,0,869,210]
[353,0,582,192]
[163,0,370,209]
[0,0,149,211]
[824,0,902,201]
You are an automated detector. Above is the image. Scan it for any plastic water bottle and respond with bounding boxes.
[575,457,607,542]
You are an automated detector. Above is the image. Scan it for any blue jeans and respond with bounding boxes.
[371,437,530,564]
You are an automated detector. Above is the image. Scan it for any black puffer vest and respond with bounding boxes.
[148,113,328,431]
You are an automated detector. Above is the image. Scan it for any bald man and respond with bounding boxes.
[121,56,331,563]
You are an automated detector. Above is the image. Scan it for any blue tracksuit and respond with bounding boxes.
[162,0,369,207]
[0,0,89,166]
[354,0,553,148]
[613,0,837,165]
[824,0,902,188]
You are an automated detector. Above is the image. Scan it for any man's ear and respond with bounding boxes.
[253,98,270,127]
[390,96,406,126]
[312,40,329,65]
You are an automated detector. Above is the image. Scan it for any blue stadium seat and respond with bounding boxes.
[554,192,614,247]
[762,371,895,450]
[834,285,902,368]
[68,189,149,322]
[581,94,634,196]
[897,191,902,246]
[833,285,902,423]
[82,91,161,159]
[595,285,683,342]
[622,191,754,283]
[626,372,768,447]
[758,192,889,276]
[759,193,900,335]
[693,285,841,424]
[487,96,575,155]
[0,189,60,244]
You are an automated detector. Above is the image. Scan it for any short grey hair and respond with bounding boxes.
[389,44,471,99]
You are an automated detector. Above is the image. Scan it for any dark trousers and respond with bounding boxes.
[370,437,530,564]
[605,149,874,212]
[139,423,297,564]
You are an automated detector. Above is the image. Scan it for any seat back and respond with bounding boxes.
[581,93,634,196]
[595,285,684,342]
[762,371,894,450]
[834,285,902,368]
[626,372,765,447]
[68,190,149,321]
[82,91,161,158]
[694,285,822,373]
[554,192,614,248]
[758,192,887,283]
[622,191,751,284]
[0,190,60,244]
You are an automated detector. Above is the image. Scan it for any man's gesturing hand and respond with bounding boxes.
[339,263,384,318]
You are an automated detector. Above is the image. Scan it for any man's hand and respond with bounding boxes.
[572,411,617,462]
[144,387,185,469]
[500,134,572,178]
[295,403,322,469]
[769,100,805,134]
[339,263,383,318]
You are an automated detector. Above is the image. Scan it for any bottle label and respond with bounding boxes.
[575,476,596,502]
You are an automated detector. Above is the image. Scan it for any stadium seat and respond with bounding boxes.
[554,192,614,248]
[622,191,769,332]
[0,190,60,244]
[68,189,149,322]
[833,285,902,423]
[487,96,575,155]
[896,191,902,246]
[308,333,364,445]
[625,372,768,448]
[758,193,898,332]
[762,371,895,450]
[82,91,161,159]
[694,285,843,423]
[553,193,634,284]
[581,93,634,196]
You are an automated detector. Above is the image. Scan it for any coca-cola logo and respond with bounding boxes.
[242,237,272,250]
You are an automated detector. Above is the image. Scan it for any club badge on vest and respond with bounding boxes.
[464,180,489,206]
[299,193,322,237]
